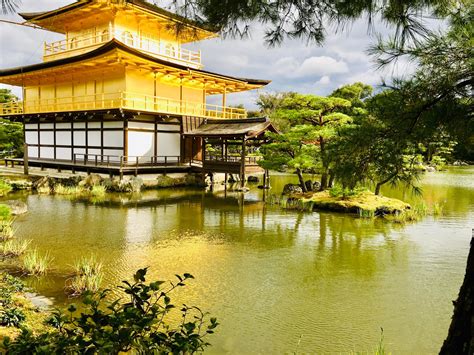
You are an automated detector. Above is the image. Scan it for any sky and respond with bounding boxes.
[0,0,419,109]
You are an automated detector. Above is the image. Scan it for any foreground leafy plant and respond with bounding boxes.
[3,268,218,354]
[0,308,25,328]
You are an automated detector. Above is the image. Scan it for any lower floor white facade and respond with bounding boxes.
[24,112,182,163]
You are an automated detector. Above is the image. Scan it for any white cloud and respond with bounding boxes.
[273,56,348,79]
[296,56,348,77]
[315,75,331,85]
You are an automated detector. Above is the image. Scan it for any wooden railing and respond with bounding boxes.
[205,155,262,164]
[43,30,202,68]
[73,154,182,168]
[0,101,22,115]
[0,92,247,119]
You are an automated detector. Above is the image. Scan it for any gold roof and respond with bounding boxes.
[20,0,217,43]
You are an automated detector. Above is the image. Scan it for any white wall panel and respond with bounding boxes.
[27,146,38,158]
[56,147,71,160]
[56,122,71,129]
[88,131,101,146]
[73,148,86,155]
[157,133,180,159]
[41,123,54,129]
[103,149,122,162]
[25,123,38,130]
[157,124,180,131]
[73,122,86,129]
[87,148,101,156]
[73,131,86,146]
[129,121,153,130]
[40,147,54,159]
[40,131,54,145]
[88,122,101,129]
[56,131,72,146]
[104,121,123,129]
[128,131,154,157]
[103,131,123,147]
[25,131,38,145]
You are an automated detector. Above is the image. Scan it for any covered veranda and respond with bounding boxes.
[183,117,278,187]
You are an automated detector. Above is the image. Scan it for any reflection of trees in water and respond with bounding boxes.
[314,212,410,277]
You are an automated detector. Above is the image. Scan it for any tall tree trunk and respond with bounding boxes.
[328,173,335,188]
[319,136,328,191]
[375,182,382,196]
[375,170,399,195]
[296,168,307,192]
[439,236,474,354]
[320,173,328,191]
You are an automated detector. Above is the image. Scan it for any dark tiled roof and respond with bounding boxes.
[184,117,278,138]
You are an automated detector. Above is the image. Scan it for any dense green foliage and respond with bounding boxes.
[3,268,218,354]
[0,90,23,158]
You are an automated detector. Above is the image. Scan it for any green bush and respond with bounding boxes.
[329,186,364,198]
[0,181,12,197]
[0,204,11,220]
[3,268,218,354]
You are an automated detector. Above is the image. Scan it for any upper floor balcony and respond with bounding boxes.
[43,28,202,69]
[0,92,247,120]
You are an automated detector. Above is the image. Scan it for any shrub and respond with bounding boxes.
[329,186,364,198]
[0,204,11,220]
[0,273,24,307]
[0,239,30,257]
[3,268,218,354]
[0,180,12,196]
[21,249,53,276]
[0,307,26,328]
[65,256,103,296]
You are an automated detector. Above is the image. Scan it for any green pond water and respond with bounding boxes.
[2,167,474,353]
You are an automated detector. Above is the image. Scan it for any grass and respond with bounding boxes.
[65,255,103,296]
[279,190,410,216]
[21,250,53,276]
[90,184,106,197]
[383,202,428,224]
[0,240,30,257]
[0,220,14,241]
[54,184,82,195]
[432,202,445,216]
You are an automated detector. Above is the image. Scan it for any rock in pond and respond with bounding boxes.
[248,176,259,183]
[2,200,28,215]
[283,183,303,195]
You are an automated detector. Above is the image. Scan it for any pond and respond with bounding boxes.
[3,167,474,353]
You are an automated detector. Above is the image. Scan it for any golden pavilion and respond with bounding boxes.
[0,0,275,181]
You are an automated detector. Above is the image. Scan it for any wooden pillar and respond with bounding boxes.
[222,86,227,118]
[23,143,29,176]
[264,169,271,189]
[123,119,129,162]
[240,137,246,188]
